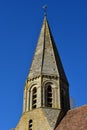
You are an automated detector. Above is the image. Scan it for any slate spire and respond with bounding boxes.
[28,16,68,84]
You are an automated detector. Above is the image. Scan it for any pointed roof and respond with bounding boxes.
[28,16,68,84]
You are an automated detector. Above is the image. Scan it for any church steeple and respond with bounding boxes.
[28,16,68,85]
[15,15,70,130]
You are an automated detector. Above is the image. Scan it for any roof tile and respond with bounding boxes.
[56,105,87,130]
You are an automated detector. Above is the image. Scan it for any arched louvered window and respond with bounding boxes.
[29,119,33,130]
[32,87,37,109]
[45,85,52,107]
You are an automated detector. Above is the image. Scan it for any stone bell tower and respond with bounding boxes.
[15,14,70,130]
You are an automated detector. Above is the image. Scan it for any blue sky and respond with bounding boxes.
[0,0,87,130]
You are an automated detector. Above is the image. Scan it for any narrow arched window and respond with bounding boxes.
[32,87,37,109]
[29,119,33,130]
[45,85,52,107]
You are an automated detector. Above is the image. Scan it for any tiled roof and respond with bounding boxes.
[55,105,87,130]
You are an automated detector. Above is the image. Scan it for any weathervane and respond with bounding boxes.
[43,5,47,16]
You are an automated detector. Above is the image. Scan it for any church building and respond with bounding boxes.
[14,13,87,130]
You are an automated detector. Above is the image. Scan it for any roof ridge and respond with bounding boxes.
[69,104,87,112]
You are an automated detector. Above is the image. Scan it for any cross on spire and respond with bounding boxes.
[43,5,47,16]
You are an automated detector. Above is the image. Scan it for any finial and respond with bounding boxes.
[43,5,47,16]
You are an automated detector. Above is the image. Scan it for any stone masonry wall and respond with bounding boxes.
[15,108,61,130]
